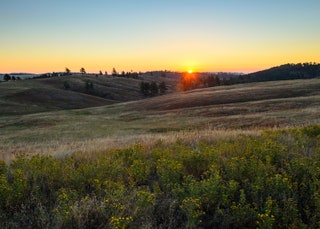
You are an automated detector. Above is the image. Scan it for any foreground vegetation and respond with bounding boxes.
[1,125,319,228]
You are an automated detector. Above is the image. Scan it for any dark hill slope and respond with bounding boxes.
[0,74,178,115]
[245,63,320,82]
[39,76,145,102]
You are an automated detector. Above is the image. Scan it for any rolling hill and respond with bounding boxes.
[0,73,178,116]
[1,77,319,160]
[245,62,320,82]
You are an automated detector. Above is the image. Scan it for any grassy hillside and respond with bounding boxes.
[133,78,320,111]
[0,73,178,116]
[0,78,319,161]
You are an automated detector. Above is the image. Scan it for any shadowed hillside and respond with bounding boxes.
[0,73,178,115]
[245,62,320,82]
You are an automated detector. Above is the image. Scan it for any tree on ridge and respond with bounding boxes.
[80,67,86,75]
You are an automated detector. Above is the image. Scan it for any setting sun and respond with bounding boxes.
[188,69,193,74]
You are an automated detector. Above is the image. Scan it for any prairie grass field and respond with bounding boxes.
[0,77,320,228]
[0,78,319,161]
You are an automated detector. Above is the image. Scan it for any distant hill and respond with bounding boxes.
[0,73,37,81]
[1,63,320,116]
[0,73,179,115]
[177,63,320,91]
[245,63,320,82]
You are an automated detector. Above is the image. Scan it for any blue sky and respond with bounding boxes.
[1,0,319,73]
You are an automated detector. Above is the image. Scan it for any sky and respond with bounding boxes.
[1,0,319,73]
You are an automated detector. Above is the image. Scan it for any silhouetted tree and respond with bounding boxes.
[112,68,118,76]
[80,67,86,75]
[3,74,11,81]
[140,82,150,96]
[85,80,93,91]
[64,81,71,90]
[159,81,167,94]
[65,67,71,75]
[150,81,159,96]
[180,77,192,91]
[99,70,103,75]
[207,75,221,87]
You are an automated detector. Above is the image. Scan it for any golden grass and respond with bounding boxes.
[0,78,319,161]
[0,127,262,162]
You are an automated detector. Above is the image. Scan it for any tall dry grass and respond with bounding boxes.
[0,127,263,162]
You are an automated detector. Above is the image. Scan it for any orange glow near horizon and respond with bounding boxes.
[1,47,319,74]
[183,71,197,82]
[1,57,319,74]
[1,1,319,74]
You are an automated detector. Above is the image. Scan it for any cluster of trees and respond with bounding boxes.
[0,126,319,228]
[179,73,240,91]
[140,81,167,96]
[63,80,94,92]
[2,74,21,81]
[85,80,94,91]
[64,67,142,79]
[179,63,320,91]
[111,68,142,79]
[63,81,71,90]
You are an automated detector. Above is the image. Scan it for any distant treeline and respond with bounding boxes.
[140,81,167,96]
[36,71,142,79]
[179,72,242,91]
[2,74,22,81]
[16,67,145,80]
[245,62,320,82]
[179,63,320,91]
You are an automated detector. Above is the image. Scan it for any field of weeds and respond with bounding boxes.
[0,126,319,228]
